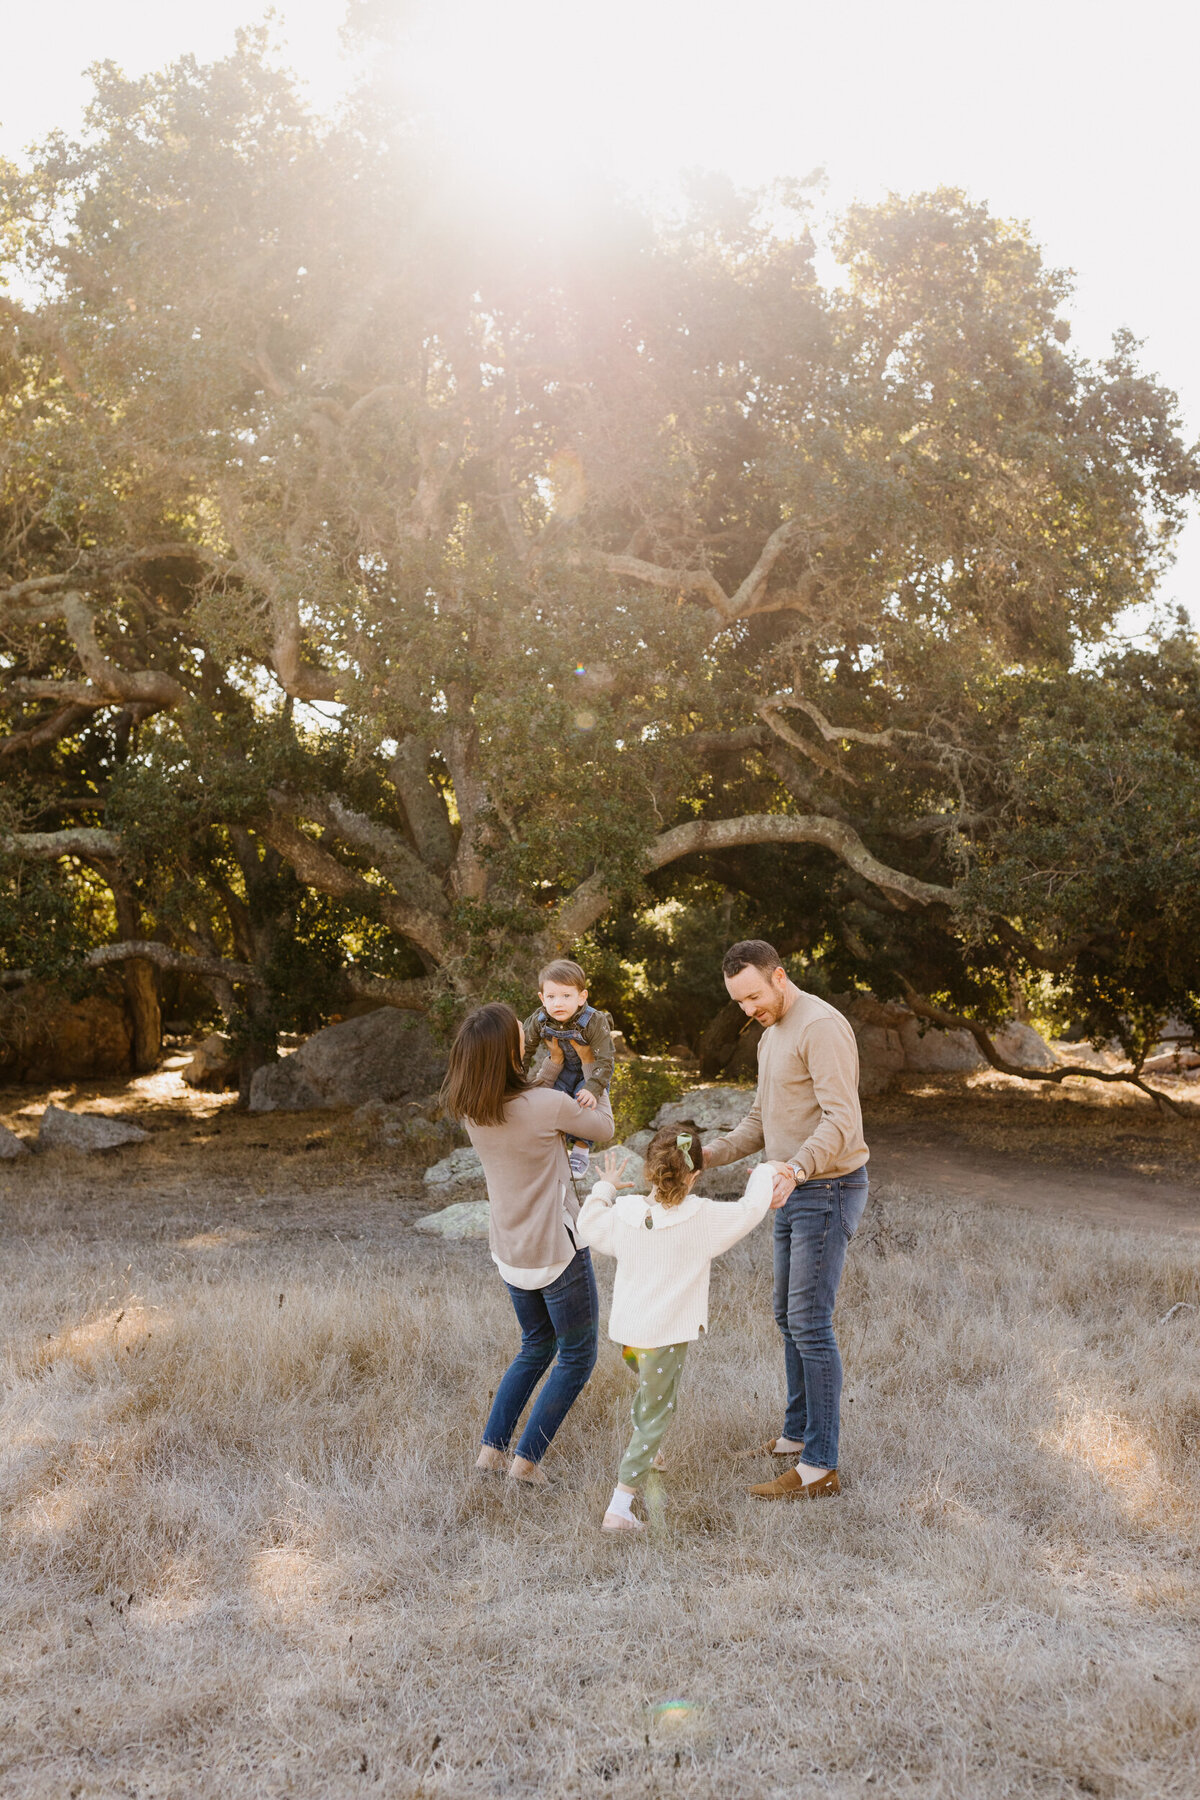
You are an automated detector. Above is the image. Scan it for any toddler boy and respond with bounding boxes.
[522,958,616,1179]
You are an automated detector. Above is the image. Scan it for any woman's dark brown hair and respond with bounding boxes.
[644,1118,704,1209]
[441,1002,527,1127]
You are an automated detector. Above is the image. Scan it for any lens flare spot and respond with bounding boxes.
[574,709,597,730]
[651,1698,700,1730]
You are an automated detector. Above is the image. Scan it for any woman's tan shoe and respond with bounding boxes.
[748,1467,840,1500]
[602,1509,645,1533]
[508,1456,548,1487]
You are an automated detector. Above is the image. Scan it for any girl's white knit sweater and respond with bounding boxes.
[575,1162,775,1347]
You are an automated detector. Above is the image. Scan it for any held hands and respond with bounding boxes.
[768,1163,797,1209]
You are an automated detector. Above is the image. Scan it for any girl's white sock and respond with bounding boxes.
[607,1486,637,1520]
[795,1460,831,1484]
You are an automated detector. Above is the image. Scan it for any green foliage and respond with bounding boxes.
[610,1058,686,1142]
[958,635,1200,1057]
[2,34,1198,1072]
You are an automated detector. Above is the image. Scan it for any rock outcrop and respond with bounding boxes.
[0,1123,31,1159]
[181,1032,238,1090]
[353,1097,459,1161]
[423,1145,486,1191]
[413,1200,490,1239]
[37,1105,148,1153]
[249,1007,447,1112]
[0,988,133,1083]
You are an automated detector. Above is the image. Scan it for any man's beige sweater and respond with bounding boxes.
[706,990,868,1180]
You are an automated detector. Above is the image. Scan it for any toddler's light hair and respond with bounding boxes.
[644,1119,704,1209]
[539,958,587,991]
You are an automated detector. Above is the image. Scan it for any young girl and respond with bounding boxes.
[575,1122,782,1533]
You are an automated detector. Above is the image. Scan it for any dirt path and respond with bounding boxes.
[869,1122,1200,1235]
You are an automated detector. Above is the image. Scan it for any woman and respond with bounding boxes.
[442,1001,615,1485]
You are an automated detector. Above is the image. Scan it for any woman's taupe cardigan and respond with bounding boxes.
[465,1087,615,1269]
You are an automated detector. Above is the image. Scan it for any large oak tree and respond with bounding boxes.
[2,37,1197,1091]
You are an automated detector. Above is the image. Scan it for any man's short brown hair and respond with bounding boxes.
[722,939,783,980]
[539,958,587,990]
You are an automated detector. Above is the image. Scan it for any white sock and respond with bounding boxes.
[774,1437,804,1452]
[795,1460,830,1484]
[607,1486,637,1519]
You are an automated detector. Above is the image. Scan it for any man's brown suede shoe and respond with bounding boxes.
[748,1467,840,1500]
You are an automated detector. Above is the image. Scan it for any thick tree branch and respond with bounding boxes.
[342,968,435,1011]
[83,940,265,985]
[725,519,812,620]
[757,695,859,785]
[901,984,1184,1115]
[217,507,340,701]
[388,736,456,873]
[2,826,122,860]
[270,605,341,703]
[762,745,854,822]
[551,811,956,946]
[59,593,187,709]
[258,813,451,962]
[764,690,926,751]
[1,703,95,757]
[576,551,729,612]
[269,790,451,932]
[576,520,818,625]
[3,590,186,714]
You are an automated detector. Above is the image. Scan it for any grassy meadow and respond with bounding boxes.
[2,1107,1200,1799]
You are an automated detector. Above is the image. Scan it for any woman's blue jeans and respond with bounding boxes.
[482,1248,599,1464]
[772,1168,869,1472]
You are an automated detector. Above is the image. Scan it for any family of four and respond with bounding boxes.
[440,939,870,1534]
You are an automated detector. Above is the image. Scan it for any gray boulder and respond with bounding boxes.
[413,1200,491,1239]
[37,1105,148,1153]
[0,1123,30,1159]
[992,1021,1058,1070]
[648,1085,763,1198]
[181,1032,238,1090]
[852,1022,907,1096]
[249,1007,447,1113]
[898,1016,1057,1073]
[424,1145,486,1189]
[572,1139,648,1191]
[651,1084,757,1134]
[353,1098,458,1160]
[897,1018,988,1073]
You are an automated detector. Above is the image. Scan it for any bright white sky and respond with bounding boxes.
[2,0,1197,626]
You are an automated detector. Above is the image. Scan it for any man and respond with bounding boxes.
[703,940,869,1499]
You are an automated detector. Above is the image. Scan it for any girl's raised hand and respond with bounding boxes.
[596,1150,635,1189]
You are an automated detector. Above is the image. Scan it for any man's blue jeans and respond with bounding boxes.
[772,1168,869,1471]
[482,1248,599,1464]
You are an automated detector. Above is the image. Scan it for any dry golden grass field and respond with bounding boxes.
[3,1069,1200,1799]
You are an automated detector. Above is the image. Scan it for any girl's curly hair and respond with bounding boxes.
[644,1118,704,1209]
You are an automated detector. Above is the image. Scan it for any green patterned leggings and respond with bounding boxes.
[617,1342,689,1486]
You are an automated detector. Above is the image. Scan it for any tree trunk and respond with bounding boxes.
[112,891,162,1073]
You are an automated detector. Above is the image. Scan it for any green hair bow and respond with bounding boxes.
[676,1132,694,1171]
